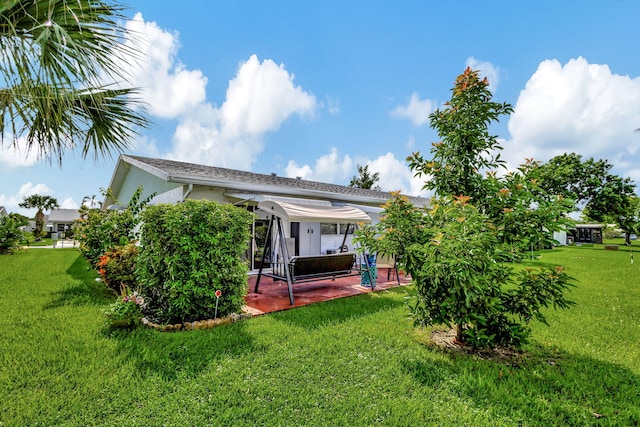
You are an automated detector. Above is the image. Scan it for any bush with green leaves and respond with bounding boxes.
[136,199,253,324]
[76,187,153,267]
[357,194,574,349]
[0,216,26,254]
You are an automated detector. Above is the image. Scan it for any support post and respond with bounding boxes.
[254,215,275,293]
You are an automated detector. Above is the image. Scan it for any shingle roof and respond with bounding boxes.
[122,155,430,207]
[48,208,80,222]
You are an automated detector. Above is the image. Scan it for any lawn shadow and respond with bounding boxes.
[44,252,113,309]
[108,321,262,380]
[269,287,407,330]
[403,343,640,425]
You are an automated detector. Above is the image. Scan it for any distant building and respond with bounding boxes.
[570,224,603,244]
[105,155,430,270]
[0,206,8,218]
[47,209,81,236]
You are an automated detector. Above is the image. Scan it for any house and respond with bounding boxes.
[47,209,81,237]
[569,224,603,244]
[0,206,8,219]
[105,155,430,270]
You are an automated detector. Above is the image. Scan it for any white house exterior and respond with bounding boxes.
[105,155,430,270]
[47,209,81,236]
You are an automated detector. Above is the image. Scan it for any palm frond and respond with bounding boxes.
[0,0,149,165]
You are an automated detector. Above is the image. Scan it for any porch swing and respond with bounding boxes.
[253,200,375,305]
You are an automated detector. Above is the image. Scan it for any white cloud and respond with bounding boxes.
[170,54,317,169]
[466,57,500,92]
[60,197,79,210]
[325,95,341,115]
[505,57,640,178]
[18,182,52,198]
[109,15,319,171]
[123,13,207,119]
[391,92,435,126]
[0,182,53,216]
[368,152,429,197]
[0,138,41,168]
[285,149,429,198]
[285,148,353,182]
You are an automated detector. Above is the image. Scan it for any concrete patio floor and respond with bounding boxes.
[243,268,411,316]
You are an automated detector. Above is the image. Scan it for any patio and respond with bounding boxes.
[243,268,412,315]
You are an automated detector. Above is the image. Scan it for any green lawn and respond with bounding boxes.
[0,246,638,426]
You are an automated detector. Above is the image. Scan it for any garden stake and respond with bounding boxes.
[214,290,222,319]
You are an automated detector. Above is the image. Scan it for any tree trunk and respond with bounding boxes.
[35,210,45,241]
[456,323,464,343]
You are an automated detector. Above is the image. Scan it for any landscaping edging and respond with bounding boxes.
[141,312,253,332]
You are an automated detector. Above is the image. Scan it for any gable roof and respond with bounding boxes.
[48,208,80,223]
[109,155,430,207]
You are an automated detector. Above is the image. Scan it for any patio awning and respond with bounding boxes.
[258,200,372,224]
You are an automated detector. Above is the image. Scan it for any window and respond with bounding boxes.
[339,224,355,235]
[321,223,338,235]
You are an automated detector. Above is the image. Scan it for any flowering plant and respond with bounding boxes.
[96,243,138,295]
[105,290,145,328]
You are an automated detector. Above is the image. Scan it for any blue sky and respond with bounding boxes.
[3,0,640,217]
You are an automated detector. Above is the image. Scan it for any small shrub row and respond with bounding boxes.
[77,189,254,328]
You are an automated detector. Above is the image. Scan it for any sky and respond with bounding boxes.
[3,0,640,217]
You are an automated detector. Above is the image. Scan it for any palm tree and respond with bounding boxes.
[82,194,103,209]
[349,164,381,190]
[0,0,149,165]
[79,194,102,219]
[18,194,59,240]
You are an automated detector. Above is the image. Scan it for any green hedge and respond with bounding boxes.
[137,200,253,324]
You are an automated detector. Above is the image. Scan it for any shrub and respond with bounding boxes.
[0,216,25,254]
[96,243,138,294]
[137,200,253,324]
[104,290,145,328]
[357,193,574,349]
[75,186,153,267]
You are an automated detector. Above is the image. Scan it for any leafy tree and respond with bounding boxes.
[0,0,149,164]
[528,153,637,244]
[484,160,575,258]
[18,194,59,240]
[408,67,513,203]
[610,195,640,245]
[349,164,381,190]
[0,215,26,254]
[528,153,636,229]
[358,68,575,349]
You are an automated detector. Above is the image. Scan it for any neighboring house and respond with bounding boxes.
[105,155,430,270]
[0,206,8,218]
[47,209,81,236]
[569,224,603,244]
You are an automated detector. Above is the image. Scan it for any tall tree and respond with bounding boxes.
[18,194,59,240]
[349,164,380,190]
[0,0,149,164]
[358,68,574,349]
[408,67,513,204]
[528,153,636,239]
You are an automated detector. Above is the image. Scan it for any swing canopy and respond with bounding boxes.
[257,200,372,224]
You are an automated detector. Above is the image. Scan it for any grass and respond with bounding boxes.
[0,246,639,426]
